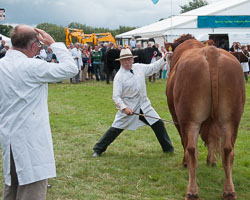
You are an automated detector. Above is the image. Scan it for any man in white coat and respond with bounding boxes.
[0,25,78,199]
[70,42,83,83]
[92,48,174,157]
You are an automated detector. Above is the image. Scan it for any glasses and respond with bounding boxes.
[32,38,43,48]
[36,39,43,48]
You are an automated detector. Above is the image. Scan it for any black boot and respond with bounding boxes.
[93,127,123,156]
[151,120,174,152]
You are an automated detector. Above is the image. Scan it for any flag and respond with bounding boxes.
[152,0,159,4]
[0,8,5,21]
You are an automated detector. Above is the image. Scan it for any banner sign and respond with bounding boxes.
[198,16,250,28]
[0,8,5,21]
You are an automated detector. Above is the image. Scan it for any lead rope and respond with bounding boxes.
[133,113,178,124]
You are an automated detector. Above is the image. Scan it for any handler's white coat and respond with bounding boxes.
[0,43,78,186]
[112,58,165,130]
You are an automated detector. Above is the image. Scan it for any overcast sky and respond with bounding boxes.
[2,0,221,29]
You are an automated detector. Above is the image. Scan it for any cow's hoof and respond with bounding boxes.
[223,192,237,200]
[185,193,199,200]
[211,163,217,167]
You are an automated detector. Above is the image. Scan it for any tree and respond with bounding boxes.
[36,23,65,42]
[0,24,13,37]
[180,0,208,13]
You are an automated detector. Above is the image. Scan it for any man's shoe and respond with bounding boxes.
[92,152,101,158]
[164,148,174,153]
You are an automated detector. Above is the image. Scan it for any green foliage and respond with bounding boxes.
[36,23,65,43]
[0,24,13,37]
[180,0,208,13]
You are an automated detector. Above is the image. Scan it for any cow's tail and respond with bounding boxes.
[200,46,221,156]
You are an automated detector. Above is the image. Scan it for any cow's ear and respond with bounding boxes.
[164,42,169,50]
[164,42,173,52]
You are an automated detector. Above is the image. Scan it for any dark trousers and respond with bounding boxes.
[93,64,103,81]
[93,111,174,154]
[244,72,248,82]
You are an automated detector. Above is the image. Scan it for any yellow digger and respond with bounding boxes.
[65,27,117,47]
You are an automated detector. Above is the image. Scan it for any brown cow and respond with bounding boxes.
[166,34,245,200]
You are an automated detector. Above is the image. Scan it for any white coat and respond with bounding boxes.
[70,47,83,70]
[112,58,166,130]
[0,43,78,186]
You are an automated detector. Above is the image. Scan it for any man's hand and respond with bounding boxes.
[123,107,134,115]
[34,28,55,47]
[164,52,172,61]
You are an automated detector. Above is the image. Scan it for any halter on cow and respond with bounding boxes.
[165,34,245,200]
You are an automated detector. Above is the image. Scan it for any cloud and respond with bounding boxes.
[2,0,221,29]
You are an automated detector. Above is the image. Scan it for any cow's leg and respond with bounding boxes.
[179,131,188,168]
[221,123,237,200]
[181,123,200,199]
[173,118,187,167]
[167,101,187,167]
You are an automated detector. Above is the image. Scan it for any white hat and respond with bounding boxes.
[115,48,138,61]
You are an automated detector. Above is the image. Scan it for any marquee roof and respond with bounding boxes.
[116,0,249,38]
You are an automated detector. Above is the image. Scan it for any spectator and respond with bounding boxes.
[71,43,83,83]
[117,45,122,50]
[91,45,103,81]
[0,25,78,200]
[45,46,53,62]
[100,43,107,81]
[160,46,167,79]
[39,47,47,60]
[241,45,249,83]
[135,42,142,50]
[130,37,136,49]
[149,43,161,82]
[81,45,90,82]
[0,39,5,51]
[0,42,10,58]
[230,42,241,52]
[87,45,94,80]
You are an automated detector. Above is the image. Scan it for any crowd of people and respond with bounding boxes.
[229,42,250,82]
[0,35,250,84]
[63,41,172,84]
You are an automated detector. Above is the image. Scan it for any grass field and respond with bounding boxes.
[0,79,249,200]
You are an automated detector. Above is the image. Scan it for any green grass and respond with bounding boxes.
[0,79,250,200]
